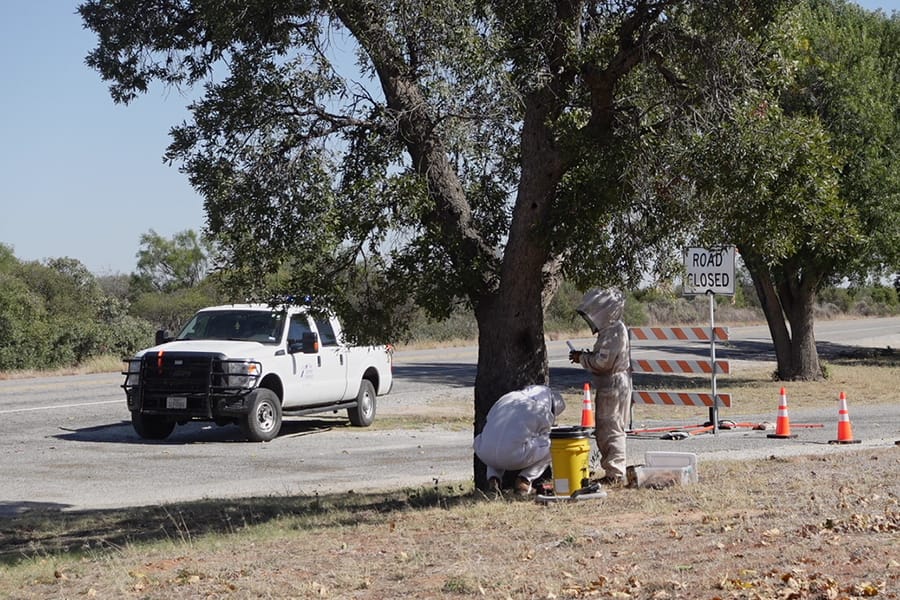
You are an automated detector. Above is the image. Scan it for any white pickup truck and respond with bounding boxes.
[122,304,393,442]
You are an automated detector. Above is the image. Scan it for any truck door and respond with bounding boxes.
[312,316,350,400]
[281,313,334,405]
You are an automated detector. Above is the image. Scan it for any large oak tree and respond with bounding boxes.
[688,0,900,380]
[80,0,780,486]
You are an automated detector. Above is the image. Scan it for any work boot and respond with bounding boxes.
[487,477,502,496]
[514,476,534,496]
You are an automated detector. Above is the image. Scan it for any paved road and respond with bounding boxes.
[1,317,898,516]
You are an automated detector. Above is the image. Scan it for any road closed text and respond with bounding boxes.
[686,271,731,290]
[683,247,735,295]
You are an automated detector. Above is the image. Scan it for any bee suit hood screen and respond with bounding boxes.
[576,288,625,333]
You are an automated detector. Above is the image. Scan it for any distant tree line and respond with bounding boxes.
[2,230,898,373]
[0,230,222,372]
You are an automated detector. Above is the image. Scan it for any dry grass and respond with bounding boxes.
[0,450,897,599]
[0,355,124,381]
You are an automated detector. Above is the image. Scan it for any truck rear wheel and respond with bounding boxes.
[240,388,282,442]
[132,411,175,440]
[348,380,376,427]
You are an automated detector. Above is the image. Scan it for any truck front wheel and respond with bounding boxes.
[348,380,376,427]
[240,389,282,442]
[132,412,175,440]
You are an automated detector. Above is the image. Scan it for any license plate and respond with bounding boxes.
[166,396,187,409]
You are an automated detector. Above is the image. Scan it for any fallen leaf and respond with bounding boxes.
[854,581,880,597]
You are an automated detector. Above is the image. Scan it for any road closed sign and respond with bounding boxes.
[684,247,735,296]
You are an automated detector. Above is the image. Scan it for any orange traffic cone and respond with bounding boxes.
[580,383,595,429]
[768,387,798,439]
[829,391,861,444]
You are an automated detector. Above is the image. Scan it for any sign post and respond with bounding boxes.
[683,247,735,433]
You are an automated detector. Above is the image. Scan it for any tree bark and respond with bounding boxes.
[743,249,823,381]
[746,258,792,377]
[776,264,822,380]
[472,284,550,488]
[471,90,565,488]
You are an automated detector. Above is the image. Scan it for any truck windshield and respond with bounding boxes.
[176,310,286,344]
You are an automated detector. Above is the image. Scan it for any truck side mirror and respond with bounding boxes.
[301,331,319,354]
[289,331,319,354]
[155,329,173,345]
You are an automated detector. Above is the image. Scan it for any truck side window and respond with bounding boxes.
[288,315,313,344]
[314,318,338,347]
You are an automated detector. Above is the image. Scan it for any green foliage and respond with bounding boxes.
[0,270,46,368]
[862,284,899,308]
[129,281,224,332]
[684,1,900,279]
[133,229,212,293]
[543,281,587,333]
[818,286,854,312]
[78,0,786,351]
[730,265,760,309]
[84,1,900,390]
[674,0,900,378]
[0,247,157,371]
[819,283,900,316]
[622,294,650,327]
[405,309,478,344]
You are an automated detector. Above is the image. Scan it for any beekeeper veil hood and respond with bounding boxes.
[521,384,566,416]
[549,389,565,416]
[576,287,624,333]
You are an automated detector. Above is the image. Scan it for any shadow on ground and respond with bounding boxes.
[53,418,354,445]
[0,485,474,565]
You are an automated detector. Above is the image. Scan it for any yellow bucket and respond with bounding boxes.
[549,426,591,496]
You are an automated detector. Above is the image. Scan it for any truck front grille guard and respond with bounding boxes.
[122,354,263,418]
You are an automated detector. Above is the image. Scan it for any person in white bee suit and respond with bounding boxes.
[569,288,632,486]
[473,384,566,496]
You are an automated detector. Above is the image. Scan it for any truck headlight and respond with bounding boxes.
[223,361,261,388]
[123,359,142,387]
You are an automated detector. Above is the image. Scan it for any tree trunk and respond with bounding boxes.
[746,260,793,377]
[472,290,549,489]
[776,268,822,380]
[471,95,564,490]
[743,249,823,380]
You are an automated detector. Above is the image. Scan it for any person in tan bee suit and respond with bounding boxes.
[568,288,632,486]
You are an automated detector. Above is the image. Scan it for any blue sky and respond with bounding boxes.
[1,1,898,275]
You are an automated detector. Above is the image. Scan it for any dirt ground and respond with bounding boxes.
[1,446,897,599]
[2,359,898,599]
